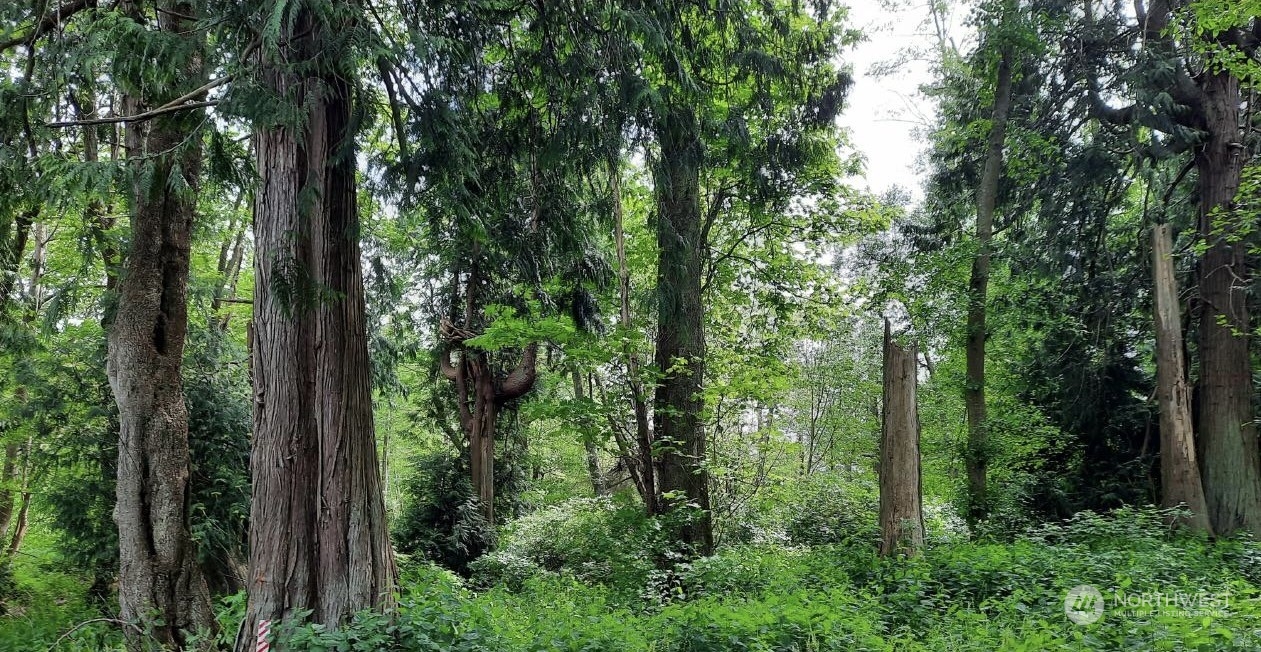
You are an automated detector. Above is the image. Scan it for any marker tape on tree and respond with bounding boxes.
[256,619,271,652]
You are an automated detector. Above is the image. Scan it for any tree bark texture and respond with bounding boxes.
[652,105,713,554]
[1150,224,1212,533]
[880,322,925,557]
[1194,70,1261,536]
[238,7,396,649]
[105,1,214,646]
[964,47,1013,527]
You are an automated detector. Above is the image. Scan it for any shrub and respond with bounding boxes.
[392,450,495,575]
[467,495,694,601]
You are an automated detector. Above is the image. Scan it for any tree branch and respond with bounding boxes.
[497,343,539,402]
[0,0,94,53]
[437,347,460,381]
[45,75,230,128]
[46,100,217,128]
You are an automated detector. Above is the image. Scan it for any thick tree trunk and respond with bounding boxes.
[880,322,924,556]
[1150,224,1212,533]
[964,47,1013,527]
[652,107,713,554]
[238,8,396,650]
[1194,70,1261,536]
[106,2,214,646]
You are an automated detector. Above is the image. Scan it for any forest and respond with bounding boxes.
[1,0,1261,650]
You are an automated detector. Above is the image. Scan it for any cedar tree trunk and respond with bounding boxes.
[237,7,396,649]
[1194,70,1261,536]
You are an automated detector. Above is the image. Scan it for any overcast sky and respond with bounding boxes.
[838,1,970,203]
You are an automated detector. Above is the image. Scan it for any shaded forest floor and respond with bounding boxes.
[3,505,1260,651]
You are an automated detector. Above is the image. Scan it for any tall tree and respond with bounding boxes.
[964,42,1013,526]
[650,99,713,552]
[617,0,851,553]
[391,0,615,528]
[237,3,395,647]
[103,0,216,646]
[1084,0,1261,535]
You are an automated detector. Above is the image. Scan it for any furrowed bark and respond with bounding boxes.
[1194,70,1261,536]
[237,7,396,649]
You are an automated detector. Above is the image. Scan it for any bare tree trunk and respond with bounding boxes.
[5,491,30,557]
[0,444,17,543]
[574,368,605,496]
[610,159,657,514]
[880,321,924,557]
[0,202,34,544]
[472,368,497,524]
[1150,224,1212,533]
[211,201,248,331]
[237,8,396,649]
[106,2,215,646]
[5,452,30,559]
[652,106,713,554]
[439,344,537,527]
[964,47,1013,528]
[2,432,32,560]
[1194,70,1261,536]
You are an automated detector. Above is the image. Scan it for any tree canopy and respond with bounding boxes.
[1,0,1261,650]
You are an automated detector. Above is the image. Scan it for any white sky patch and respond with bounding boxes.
[838,1,969,203]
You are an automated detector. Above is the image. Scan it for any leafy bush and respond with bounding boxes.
[185,335,252,594]
[721,473,880,548]
[0,526,126,651]
[468,495,696,601]
[392,450,495,575]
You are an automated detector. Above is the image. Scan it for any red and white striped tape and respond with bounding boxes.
[255,619,271,652]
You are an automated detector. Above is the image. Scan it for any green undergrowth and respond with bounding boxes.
[285,505,1261,652]
[0,524,123,651]
[4,506,1260,651]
